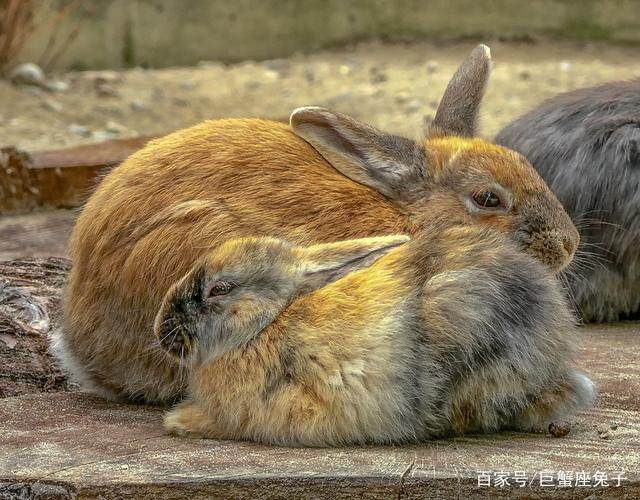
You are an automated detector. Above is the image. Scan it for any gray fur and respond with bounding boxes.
[496,79,640,322]
[162,225,595,444]
[290,106,429,203]
[430,44,492,137]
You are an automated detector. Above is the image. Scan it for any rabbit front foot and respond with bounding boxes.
[513,371,597,432]
[164,401,212,438]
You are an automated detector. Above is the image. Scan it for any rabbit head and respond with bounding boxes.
[154,235,408,364]
[291,45,579,272]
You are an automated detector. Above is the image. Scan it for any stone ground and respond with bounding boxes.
[1,324,638,498]
[2,39,640,152]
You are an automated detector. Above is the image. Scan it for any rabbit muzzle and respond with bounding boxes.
[156,316,197,358]
[154,294,203,359]
[517,227,578,272]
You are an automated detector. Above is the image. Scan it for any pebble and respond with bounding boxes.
[130,99,146,111]
[105,120,127,134]
[395,91,410,104]
[69,124,92,137]
[406,99,422,113]
[596,422,613,439]
[91,130,112,142]
[517,69,531,80]
[303,68,315,84]
[245,80,261,90]
[370,69,388,83]
[44,80,70,92]
[263,58,290,73]
[173,97,189,107]
[559,61,572,72]
[425,60,439,74]
[41,98,63,112]
[9,63,45,86]
[96,84,120,98]
[548,420,571,438]
[263,69,280,81]
[179,81,197,91]
[84,70,121,84]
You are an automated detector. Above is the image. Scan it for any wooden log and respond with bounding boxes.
[0,257,72,398]
[0,137,154,215]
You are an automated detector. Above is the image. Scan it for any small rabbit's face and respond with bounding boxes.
[154,238,300,364]
[419,137,580,272]
[154,235,409,364]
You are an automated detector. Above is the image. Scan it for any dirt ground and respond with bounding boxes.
[2,39,640,152]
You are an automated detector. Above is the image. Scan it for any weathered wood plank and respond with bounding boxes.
[0,137,152,215]
[29,137,155,170]
[0,210,75,261]
[0,258,72,398]
[0,324,638,498]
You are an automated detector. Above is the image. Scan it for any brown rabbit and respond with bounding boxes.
[156,221,595,446]
[55,44,579,404]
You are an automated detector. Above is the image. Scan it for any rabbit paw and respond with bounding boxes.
[163,402,210,438]
[514,371,597,431]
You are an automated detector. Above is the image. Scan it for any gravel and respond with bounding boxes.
[2,39,640,152]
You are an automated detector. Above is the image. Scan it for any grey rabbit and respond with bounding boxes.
[496,79,640,322]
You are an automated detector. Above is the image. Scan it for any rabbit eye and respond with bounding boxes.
[472,191,502,209]
[208,281,234,297]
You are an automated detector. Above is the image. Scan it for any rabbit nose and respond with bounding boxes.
[563,237,576,256]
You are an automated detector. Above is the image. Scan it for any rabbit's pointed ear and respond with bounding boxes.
[290,107,427,202]
[429,44,492,138]
[294,235,409,293]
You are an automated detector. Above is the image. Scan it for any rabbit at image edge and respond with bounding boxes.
[56,44,580,406]
[496,79,640,322]
[155,220,596,447]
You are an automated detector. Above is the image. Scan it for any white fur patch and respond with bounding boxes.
[49,328,118,401]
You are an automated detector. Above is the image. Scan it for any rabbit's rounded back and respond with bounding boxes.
[60,45,578,404]
[165,223,593,445]
[496,79,640,322]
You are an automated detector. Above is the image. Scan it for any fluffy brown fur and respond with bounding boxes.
[55,45,579,404]
[157,220,595,446]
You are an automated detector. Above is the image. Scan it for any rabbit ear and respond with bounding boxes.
[290,107,427,202]
[429,44,492,138]
[294,235,409,293]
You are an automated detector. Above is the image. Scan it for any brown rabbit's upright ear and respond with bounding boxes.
[290,107,427,202]
[429,44,492,138]
[294,235,409,293]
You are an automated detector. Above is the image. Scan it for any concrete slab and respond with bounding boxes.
[1,324,638,498]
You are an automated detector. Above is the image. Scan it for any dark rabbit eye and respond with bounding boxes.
[472,191,502,209]
[208,281,234,297]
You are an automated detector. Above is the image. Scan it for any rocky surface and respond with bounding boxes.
[0,323,638,498]
[2,39,640,152]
